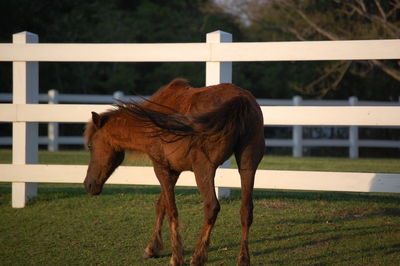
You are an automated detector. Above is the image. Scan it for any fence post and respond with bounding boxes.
[206,30,232,199]
[113,91,125,103]
[48,89,59,151]
[12,32,39,208]
[349,96,359,159]
[292,96,303,157]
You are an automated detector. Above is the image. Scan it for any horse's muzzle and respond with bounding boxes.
[84,177,103,195]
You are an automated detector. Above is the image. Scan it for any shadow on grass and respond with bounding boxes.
[277,210,400,226]
[207,225,400,264]
[263,238,400,265]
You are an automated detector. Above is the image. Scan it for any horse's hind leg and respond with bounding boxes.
[236,167,256,266]
[235,138,264,266]
[190,164,220,266]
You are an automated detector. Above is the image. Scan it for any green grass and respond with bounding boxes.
[1,185,399,265]
[1,150,400,265]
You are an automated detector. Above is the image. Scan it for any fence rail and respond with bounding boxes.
[1,164,399,193]
[1,39,400,62]
[1,92,399,156]
[1,30,400,208]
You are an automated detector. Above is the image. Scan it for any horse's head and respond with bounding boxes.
[83,112,125,195]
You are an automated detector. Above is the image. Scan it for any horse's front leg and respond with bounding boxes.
[143,192,166,259]
[153,165,184,266]
[190,165,219,266]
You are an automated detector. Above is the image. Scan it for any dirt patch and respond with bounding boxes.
[332,207,386,221]
[257,200,296,210]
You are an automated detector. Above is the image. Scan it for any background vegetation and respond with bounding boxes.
[0,0,398,157]
[0,0,399,100]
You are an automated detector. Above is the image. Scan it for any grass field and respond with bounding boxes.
[1,150,400,265]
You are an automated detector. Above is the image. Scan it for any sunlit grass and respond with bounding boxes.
[0,184,399,265]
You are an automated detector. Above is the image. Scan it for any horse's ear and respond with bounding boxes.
[92,112,107,129]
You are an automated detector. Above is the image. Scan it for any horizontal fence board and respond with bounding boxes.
[261,106,400,126]
[38,136,84,145]
[3,137,398,149]
[303,139,348,147]
[0,137,12,145]
[1,164,399,193]
[252,170,400,193]
[1,104,400,126]
[359,140,400,148]
[1,40,399,62]
[212,40,400,61]
[2,93,399,107]
[0,104,110,123]
[266,139,294,147]
[0,43,209,62]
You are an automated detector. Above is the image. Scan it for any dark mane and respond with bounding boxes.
[116,100,196,140]
[83,84,195,147]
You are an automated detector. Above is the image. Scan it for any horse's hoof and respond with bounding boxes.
[169,257,184,266]
[190,258,205,266]
[237,257,250,266]
[142,252,157,259]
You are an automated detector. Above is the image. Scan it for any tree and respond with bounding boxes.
[220,0,400,99]
[0,0,242,95]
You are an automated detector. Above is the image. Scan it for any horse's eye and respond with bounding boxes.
[87,144,93,151]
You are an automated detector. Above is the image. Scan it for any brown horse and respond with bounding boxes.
[83,78,265,266]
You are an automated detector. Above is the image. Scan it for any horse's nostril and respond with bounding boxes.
[84,178,102,195]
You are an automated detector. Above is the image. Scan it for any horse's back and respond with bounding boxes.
[149,79,258,116]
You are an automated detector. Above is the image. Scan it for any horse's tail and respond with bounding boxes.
[117,95,261,142]
[193,96,261,141]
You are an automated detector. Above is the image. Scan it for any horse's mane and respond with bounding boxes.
[84,79,193,146]
[116,99,196,141]
[116,94,253,144]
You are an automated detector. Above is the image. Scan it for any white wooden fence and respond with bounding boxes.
[1,30,400,208]
[1,92,399,157]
